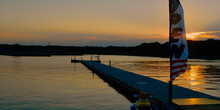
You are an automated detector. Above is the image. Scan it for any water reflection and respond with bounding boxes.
[0,55,131,109]
[1,55,219,109]
[182,65,205,86]
[173,98,220,105]
[174,65,207,91]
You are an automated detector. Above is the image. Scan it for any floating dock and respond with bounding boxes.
[79,61,220,109]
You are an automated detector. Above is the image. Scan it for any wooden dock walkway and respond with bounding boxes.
[80,61,220,109]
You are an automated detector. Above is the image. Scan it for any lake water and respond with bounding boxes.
[0,55,219,109]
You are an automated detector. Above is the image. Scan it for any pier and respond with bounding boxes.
[71,55,101,63]
[73,60,220,109]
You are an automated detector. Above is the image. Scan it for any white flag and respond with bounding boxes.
[169,0,188,80]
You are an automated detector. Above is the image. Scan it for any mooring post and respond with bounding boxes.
[90,55,93,61]
[109,60,111,66]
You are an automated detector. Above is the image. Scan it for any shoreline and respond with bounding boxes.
[1,52,219,60]
[1,39,220,59]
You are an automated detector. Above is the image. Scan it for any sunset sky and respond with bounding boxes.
[0,0,220,46]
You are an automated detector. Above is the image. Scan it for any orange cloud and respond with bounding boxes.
[186,31,220,40]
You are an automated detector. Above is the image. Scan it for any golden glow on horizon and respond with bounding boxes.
[186,32,203,40]
[0,32,48,41]
[186,31,220,40]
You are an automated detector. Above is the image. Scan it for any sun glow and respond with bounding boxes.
[186,32,203,40]
[186,31,220,40]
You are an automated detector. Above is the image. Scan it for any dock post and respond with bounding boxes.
[109,60,111,66]
[90,55,93,61]
[97,55,100,62]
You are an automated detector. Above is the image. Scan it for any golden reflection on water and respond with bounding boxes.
[173,98,220,105]
[182,65,205,86]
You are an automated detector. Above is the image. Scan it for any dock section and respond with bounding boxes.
[81,61,220,109]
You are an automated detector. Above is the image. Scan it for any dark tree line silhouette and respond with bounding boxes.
[0,39,220,59]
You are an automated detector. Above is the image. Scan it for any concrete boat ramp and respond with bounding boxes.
[79,61,220,109]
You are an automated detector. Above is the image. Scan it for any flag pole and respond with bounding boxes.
[168,0,173,104]
[168,80,173,104]
[168,0,188,104]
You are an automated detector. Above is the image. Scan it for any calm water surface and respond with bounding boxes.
[0,55,220,109]
[0,55,130,110]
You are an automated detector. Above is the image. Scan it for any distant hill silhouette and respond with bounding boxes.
[0,39,220,59]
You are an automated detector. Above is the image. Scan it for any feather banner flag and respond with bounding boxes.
[169,0,188,80]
